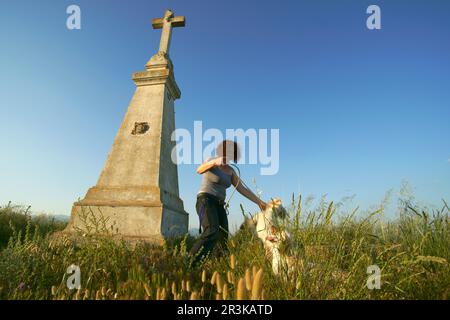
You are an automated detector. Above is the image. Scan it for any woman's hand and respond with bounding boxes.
[258,200,268,211]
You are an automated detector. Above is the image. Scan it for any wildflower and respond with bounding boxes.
[160,288,167,300]
[75,289,81,300]
[17,282,26,291]
[171,282,177,296]
[222,284,228,300]
[216,274,223,293]
[190,291,198,300]
[201,270,206,283]
[230,254,236,269]
[245,269,252,291]
[227,271,234,284]
[144,283,151,297]
[261,289,266,300]
[252,265,258,279]
[186,280,191,293]
[211,271,218,285]
[236,278,246,300]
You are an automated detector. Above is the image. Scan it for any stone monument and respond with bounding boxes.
[64,10,188,243]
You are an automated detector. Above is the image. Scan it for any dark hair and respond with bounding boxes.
[216,140,240,163]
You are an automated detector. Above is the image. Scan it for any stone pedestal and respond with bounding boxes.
[64,52,188,243]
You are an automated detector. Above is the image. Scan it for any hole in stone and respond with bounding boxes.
[131,122,150,135]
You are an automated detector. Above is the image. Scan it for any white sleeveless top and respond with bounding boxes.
[198,166,232,201]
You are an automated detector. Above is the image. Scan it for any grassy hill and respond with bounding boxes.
[0,197,448,300]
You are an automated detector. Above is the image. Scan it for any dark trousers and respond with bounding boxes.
[190,193,229,265]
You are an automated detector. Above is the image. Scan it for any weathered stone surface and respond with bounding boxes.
[63,10,188,243]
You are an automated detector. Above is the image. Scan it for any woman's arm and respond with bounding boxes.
[231,171,267,210]
[196,157,223,174]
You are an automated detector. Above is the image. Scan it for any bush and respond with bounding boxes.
[0,202,67,249]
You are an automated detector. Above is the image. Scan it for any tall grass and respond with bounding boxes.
[0,196,448,300]
[0,202,66,249]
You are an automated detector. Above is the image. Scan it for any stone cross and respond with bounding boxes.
[152,9,185,55]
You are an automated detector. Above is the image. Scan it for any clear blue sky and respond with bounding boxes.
[1,0,449,230]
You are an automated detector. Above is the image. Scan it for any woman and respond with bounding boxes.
[190,140,267,265]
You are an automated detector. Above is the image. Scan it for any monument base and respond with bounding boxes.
[63,203,188,244]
